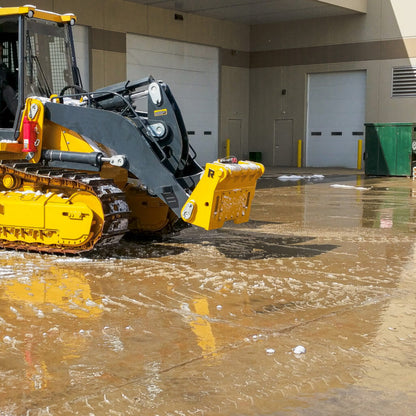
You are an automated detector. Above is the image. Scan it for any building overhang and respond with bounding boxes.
[128,0,367,25]
[317,0,367,14]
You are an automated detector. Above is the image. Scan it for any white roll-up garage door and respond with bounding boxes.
[306,71,366,168]
[127,34,219,165]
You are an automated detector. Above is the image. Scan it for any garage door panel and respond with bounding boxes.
[308,138,357,168]
[128,36,218,60]
[127,39,218,64]
[173,98,216,124]
[127,34,219,164]
[307,71,366,168]
[130,52,214,74]
[127,63,216,88]
[172,85,215,99]
[168,72,215,87]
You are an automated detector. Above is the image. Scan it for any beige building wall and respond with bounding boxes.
[0,0,250,77]
[0,0,250,157]
[220,66,250,159]
[2,0,416,164]
[249,0,416,166]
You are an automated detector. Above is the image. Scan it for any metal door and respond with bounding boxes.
[274,119,294,166]
[228,118,242,159]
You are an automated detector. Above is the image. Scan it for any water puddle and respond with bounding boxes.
[0,174,416,414]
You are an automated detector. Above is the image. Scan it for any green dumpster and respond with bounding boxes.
[249,152,262,163]
[364,123,416,176]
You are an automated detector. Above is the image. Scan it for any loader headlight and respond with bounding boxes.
[70,18,75,26]
[27,9,34,18]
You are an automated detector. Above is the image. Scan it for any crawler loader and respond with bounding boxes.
[0,6,263,254]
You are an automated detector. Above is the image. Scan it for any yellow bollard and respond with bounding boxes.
[297,140,302,167]
[226,139,230,158]
[357,139,363,170]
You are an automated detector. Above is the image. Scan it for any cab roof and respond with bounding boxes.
[0,5,76,24]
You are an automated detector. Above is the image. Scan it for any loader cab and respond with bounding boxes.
[0,7,81,136]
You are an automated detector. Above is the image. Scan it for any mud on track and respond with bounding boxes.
[1,172,416,415]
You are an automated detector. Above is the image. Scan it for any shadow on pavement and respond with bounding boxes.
[195,230,339,260]
[87,228,338,261]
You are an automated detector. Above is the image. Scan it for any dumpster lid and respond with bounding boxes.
[365,122,415,126]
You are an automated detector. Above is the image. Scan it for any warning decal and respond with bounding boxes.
[154,109,168,117]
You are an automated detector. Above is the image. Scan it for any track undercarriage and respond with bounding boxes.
[0,162,131,254]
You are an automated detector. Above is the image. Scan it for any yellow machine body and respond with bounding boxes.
[124,184,175,233]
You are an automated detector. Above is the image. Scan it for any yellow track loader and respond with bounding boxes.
[0,6,263,254]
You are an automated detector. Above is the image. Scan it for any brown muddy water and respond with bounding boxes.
[1,171,416,415]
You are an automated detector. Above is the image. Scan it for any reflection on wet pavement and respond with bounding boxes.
[1,173,416,415]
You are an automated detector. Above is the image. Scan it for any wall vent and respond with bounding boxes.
[392,66,416,97]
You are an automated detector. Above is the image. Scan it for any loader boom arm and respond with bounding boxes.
[45,99,196,216]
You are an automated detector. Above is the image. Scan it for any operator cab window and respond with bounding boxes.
[24,18,75,99]
[0,16,19,130]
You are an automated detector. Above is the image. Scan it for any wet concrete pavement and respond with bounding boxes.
[1,168,416,415]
